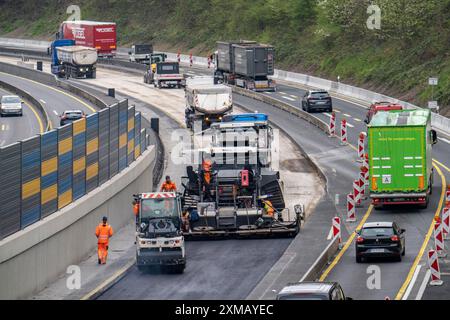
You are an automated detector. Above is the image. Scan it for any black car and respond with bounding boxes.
[60,110,86,126]
[355,222,406,263]
[276,282,351,300]
[301,90,333,113]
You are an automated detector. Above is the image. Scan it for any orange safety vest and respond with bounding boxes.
[161,181,177,192]
[264,201,275,217]
[95,223,114,245]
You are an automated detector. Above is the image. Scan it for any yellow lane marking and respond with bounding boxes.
[23,101,45,133]
[395,163,446,300]
[433,159,450,173]
[80,259,135,300]
[319,205,374,281]
[0,71,96,113]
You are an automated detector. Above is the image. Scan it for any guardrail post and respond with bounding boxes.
[108,88,115,98]
[36,61,43,71]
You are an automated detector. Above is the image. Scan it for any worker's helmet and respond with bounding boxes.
[166,175,171,181]
[102,216,108,222]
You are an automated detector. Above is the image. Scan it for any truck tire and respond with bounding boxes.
[137,265,147,273]
[171,264,185,274]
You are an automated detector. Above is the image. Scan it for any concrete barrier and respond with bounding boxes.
[0,146,155,299]
[300,236,340,282]
[0,79,50,131]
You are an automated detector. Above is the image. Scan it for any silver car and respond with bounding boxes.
[0,95,23,116]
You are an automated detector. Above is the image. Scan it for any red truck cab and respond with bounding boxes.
[364,102,403,124]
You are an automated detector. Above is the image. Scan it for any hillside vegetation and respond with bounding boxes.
[0,0,449,114]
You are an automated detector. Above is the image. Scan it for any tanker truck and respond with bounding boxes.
[184,77,233,130]
[52,43,97,79]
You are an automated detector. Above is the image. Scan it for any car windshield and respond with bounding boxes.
[158,64,179,74]
[2,96,20,104]
[310,92,329,99]
[278,293,328,300]
[140,198,179,219]
[65,112,83,118]
[135,45,152,54]
[361,227,394,237]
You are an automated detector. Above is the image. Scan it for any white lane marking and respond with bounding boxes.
[1,124,6,131]
[40,99,46,104]
[322,113,332,118]
[346,122,355,128]
[53,110,59,116]
[438,137,450,144]
[279,91,288,95]
[265,92,273,95]
[0,140,5,146]
[343,113,352,118]
[335,109,341,113]
[354,118,362,122]
[415,269,431,300]
[402,264,422,300]
[327,226,333,240]
[282,96,296,102]
[289,94,297,99]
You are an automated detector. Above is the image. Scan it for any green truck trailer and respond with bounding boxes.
[368,109,437,209]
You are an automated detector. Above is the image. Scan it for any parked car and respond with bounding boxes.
[355,222,406,263]
[301,90,333,113]
[0,95,23,116]
[276,282,351,300]
[364,102,403,124]
[60,110,86,126]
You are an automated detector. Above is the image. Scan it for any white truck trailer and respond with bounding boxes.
[184,77,233,130]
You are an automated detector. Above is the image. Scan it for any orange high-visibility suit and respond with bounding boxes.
[202,160,212,185]
[161,181,177,192]
[263,200,275,217]
[133,203,140,217]
[95,223,114,264]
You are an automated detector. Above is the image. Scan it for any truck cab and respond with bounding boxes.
[134,193,186,273]
[129,44,153,63]
[143,61,183,89]
[364,102,403,124]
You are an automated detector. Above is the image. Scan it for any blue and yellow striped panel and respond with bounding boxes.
[72,118,86,201]
[58,125,73,210]
[21,136,41,228]
[134,113,142,159]
[127,106,135,165]
[109,104,119,178]
[41,130,58,217]
[86,113,99,193]
[118,102,128,171]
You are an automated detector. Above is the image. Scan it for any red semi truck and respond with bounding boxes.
[59,21,117,57]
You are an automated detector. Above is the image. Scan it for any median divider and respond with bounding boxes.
[300,235,340,282]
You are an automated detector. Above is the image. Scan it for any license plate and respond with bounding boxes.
[317,101,326,105]
[371,249,385,253]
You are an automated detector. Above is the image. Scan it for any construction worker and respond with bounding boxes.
[202,159,213,201]
[95,216,114,265]
[262,199,275,218]
[161,175,177,192]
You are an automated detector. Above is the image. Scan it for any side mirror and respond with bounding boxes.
[431,130,437,145]
[400,229,406,234]
[294,204,305,220]
[355,230,361,235]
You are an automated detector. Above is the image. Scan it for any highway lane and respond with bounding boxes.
[231,93,447,300]
[0,71,96,128]
[0,87,43,146]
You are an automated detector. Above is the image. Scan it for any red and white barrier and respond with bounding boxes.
[359,172,366,198]
[189,53,193,67]
[177,52,181,63]
[357,132,366,161]
[446,187,450,205]
[207,55,211,69]
[340,119,348,145]
[428,249,444,286]
[346,194,356,222]
[332,217,341,244]
[443,207,450,240]
[329,112,336,137]
[434,222,446,258]
[362,154,369,185]
[353,180,362,207]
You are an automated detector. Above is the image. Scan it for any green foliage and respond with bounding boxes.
[0,0,448,111]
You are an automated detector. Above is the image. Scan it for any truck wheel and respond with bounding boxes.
[154,82,157,88]
[172,264,185,274]
[356,256,363,263]
[158,82,162,89]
